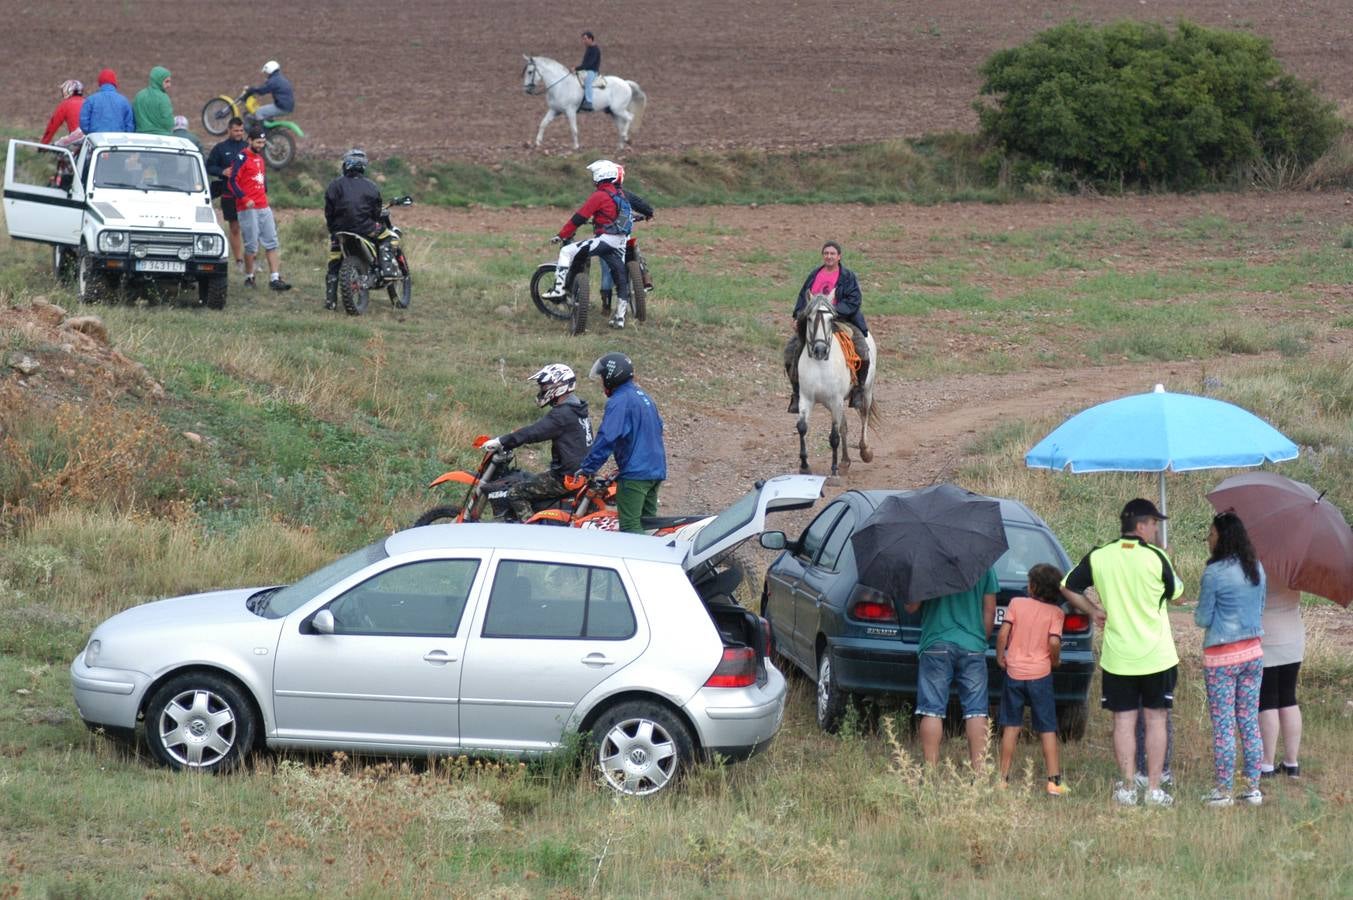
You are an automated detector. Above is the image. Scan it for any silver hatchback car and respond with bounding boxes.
[71,475,823,795]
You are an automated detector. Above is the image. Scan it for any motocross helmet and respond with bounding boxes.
[262,60,281,75]
[342,148,368,175]
[528,363,577,407]
[587,159,620,184]
[588,352,633,394]
[60,79,83,98]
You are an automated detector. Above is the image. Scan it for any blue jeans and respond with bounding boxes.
[581,70,597,104]
[916,641,988,719]
[251,102,285,123]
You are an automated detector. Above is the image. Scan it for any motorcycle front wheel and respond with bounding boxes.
[530,263,572,320]
[413,505,462,527]
[201,98,234,136]
[388,256,412,309]
[338,258,370,316]
[626,259,647,323]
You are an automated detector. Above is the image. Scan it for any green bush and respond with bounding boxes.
[976,20,1342,190]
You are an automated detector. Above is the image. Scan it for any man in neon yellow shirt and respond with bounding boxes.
[1062,498,1184,806]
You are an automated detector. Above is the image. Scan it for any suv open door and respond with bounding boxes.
[3,140,83,245]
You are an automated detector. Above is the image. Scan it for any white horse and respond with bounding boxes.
[796,293,878,477]
[521,55,647,152]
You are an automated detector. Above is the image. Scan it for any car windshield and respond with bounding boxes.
[993,524,1066,584]
[691,487,760,555]
[261,539,390,618]
[92,149,205,193]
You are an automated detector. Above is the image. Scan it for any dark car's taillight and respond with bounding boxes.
[1064,613,1091,633]
[705,647,757,688]
[847,583,897,622]
[758,615,773,657]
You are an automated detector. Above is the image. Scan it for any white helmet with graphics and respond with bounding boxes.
[528,363,577,407]
[587,159,620,184]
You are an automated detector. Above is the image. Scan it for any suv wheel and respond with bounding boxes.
[816,651,850,734]
[591,700,693,796]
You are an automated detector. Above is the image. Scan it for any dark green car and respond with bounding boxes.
[759,490,1094,738]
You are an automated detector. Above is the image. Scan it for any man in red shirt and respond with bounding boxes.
[227,126,291,291]
[544,159,633,328]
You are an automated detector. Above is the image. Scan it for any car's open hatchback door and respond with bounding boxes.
[3,139,83,245]
[682,474,825,573]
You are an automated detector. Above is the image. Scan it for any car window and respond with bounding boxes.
[267,539,389,617]
[327,559,479,637]
[994,524,1066,584]
[815,507,859,572]
[8,142,72,192]
[691,486,759,554]
[483,559,635,640]
[796,504,844,565]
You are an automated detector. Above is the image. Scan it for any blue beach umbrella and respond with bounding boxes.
[1025,384,1299,547]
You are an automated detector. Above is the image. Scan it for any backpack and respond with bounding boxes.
[602,186,634,236]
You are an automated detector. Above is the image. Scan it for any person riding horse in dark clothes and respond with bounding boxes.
[576,31,601,110]
[785,241,871,413]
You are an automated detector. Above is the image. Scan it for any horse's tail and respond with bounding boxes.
[626,81,647,135]
[866,395,883,427]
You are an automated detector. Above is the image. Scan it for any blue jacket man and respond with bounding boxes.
[245,62,295,122]
[79,69,135,135]
[578,353,666,532]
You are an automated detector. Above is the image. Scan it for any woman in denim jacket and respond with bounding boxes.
[1195,511,1267,807]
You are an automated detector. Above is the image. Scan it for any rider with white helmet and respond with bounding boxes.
[480,364,594,521]
[544,159,635,328]
[243,59,295,127]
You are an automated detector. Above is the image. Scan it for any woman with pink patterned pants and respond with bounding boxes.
[1195,512,1267,807]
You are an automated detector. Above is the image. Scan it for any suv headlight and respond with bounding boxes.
[194,234,224,257]
[84,639,101,668]
[97,231,128,253]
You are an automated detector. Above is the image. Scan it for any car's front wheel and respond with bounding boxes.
[591,700,693,796]
[815,651,850,734]
[144,672,256,772]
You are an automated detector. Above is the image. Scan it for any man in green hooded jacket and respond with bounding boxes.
[133,67,174,135]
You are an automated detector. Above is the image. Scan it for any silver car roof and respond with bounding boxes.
[386,522,690,565]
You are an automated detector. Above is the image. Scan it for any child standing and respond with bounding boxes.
[996,563,1067,795]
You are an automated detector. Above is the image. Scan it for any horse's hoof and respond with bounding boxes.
[860,448,874,463]
[799,465,812,475]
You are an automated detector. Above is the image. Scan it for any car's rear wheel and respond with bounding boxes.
[1057,701,1088,742]
[815,651,850,734]
[144,672,256,772]
[592,700,693,796]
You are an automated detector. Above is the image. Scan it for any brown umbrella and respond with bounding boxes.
[1207,472,1353,608]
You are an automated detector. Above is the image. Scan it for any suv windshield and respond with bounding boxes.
[261,539,390,618]
[92,149,205,193]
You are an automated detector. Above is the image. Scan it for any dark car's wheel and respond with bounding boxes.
[413,505,462,527]
[815,651,850,734]
[591,700,694,796]
[144,672,256,772]
[1057,702,1088,742]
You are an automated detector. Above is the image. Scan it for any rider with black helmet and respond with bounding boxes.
[576,352,667,532]
[323,148,399,310]
[480,364,593,521]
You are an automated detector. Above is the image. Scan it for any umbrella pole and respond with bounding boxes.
[1159,471,1168,549]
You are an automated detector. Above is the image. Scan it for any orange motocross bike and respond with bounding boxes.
[413,435,710,536]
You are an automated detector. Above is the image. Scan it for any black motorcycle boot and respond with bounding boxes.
[600,289,612,313]
[378,244,400,279]
[324,261,339,310]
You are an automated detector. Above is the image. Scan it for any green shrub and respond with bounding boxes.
[976,20,1342,190]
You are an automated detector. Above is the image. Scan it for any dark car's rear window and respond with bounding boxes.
[993,524,1066,585]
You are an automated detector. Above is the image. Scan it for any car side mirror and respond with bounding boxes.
[312,609,335,634]
[760,531,787,551]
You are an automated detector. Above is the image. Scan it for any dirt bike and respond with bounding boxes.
[414,435,711,536]
[199,92,304,169]
[333,197,413,315]
[529,218,652,335]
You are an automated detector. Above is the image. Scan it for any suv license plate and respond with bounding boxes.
[135,259,186,273]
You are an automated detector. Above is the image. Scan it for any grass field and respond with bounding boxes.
[2,176,1353,897]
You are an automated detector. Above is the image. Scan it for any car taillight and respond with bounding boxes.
[705,647,757,688]
[1064,613,1090,633]
[847,584,897,622]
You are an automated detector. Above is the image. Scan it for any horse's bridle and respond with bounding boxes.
[807,302,835,362]
[522,58,573,96]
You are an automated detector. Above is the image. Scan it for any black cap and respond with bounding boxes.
[1121,498,1167,521]
[247,125,266,139]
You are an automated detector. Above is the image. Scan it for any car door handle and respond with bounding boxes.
[422,650,457,664]
[581,653,616,667]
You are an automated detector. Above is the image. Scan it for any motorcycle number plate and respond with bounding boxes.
[135,259,186,273]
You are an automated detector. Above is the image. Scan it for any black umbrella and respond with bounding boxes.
[851,484,1009,604]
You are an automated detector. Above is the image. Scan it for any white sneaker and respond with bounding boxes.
[1113,781,1138,806]
[1236,788,1263,806]
[608,315,625,329]
[1135,770,1173,789]
[540,286,565,300]
[1203,789,1234,808]
[1144,788,1174,807]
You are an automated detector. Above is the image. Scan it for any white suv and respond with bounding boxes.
[4,133,229,308]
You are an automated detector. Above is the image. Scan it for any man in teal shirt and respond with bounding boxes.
[905,567,998,768]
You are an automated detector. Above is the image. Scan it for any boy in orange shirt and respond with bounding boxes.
[996,563,1067,795]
